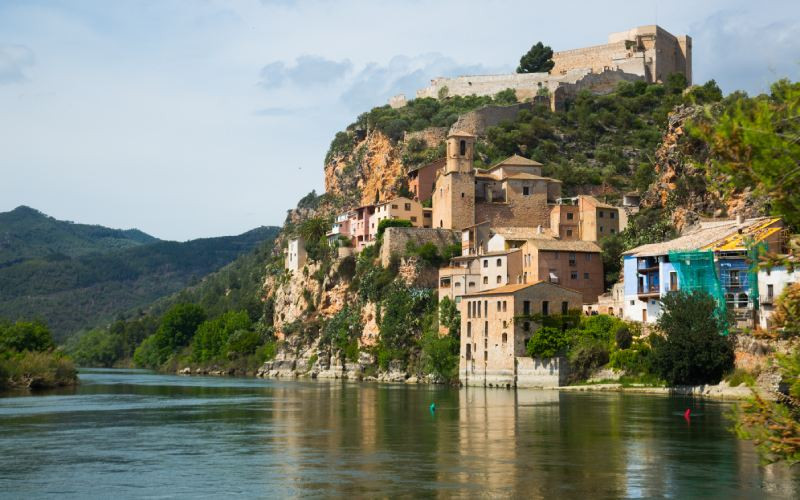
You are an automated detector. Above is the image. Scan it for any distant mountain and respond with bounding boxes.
[0,205,157,266]
[0,206,279,340]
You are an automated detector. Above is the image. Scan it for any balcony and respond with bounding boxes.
[638,283,660,299]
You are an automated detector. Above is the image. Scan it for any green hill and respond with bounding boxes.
[0,206,157,265]
[0,206,279,341]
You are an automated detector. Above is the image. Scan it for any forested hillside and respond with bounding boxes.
[0,206,156,265]
[0,206,279,341]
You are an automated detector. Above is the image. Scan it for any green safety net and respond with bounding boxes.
[668,250,728,333]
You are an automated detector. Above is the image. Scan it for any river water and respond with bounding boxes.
[0,369,797,498]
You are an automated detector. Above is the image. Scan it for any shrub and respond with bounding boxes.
[650,291,735,386]
[568,338,610,382]
[526,327,570,358]
[225,330,262,358]
[377,218,412,239]
[0,320,55,353]
[615,325,633,350]
[609,344,652,375]
[420,329,459,381]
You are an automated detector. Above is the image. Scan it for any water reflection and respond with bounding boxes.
[0,370,796,498]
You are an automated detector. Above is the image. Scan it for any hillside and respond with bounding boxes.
[0,206,157,265]
[0,207,279,340]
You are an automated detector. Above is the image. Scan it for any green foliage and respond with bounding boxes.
[726,368,756,387]
[0,350,77,390]
[526,327,570,358]
[609,342,653,375]
[299,217,333,262]
[650,291,735,385]
[0,320,55,352]
[379,284,436,360]
[377,218,413,238]
[568,337,610,382]
[615,325,633,350]
[321,306,363,362]
[493,88,518,105]
[420,328,459,381]
[619,208,677,251]
[353,247,396,302]
[600,234,624,288]
[68,329,121,367]
[191,310,252,362]
[438,297,460,338]
[691,79,800,227]
[516,42,554,73]
[133,304,207,368]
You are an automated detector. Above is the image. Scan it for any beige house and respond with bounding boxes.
[369,196,425,239]
[459,281,583,387]
[439,248,523,303]
[550,195,622,241]
[285,237,307,272]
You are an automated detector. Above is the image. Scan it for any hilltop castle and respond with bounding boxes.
[392,25,691,111]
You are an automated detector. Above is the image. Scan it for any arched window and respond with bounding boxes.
[459,139,466,156]
[738,293,748,308]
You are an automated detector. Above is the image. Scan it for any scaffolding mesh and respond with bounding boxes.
[668,250,728,332]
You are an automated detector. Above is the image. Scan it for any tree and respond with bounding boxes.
[377,218,412,238]
[599,234,624,289]
[771,282,800,337]
[650,291,734,386]
[517,42,554,74]
[0,320,55,352]
[526,327,570,358]
[691,79,800,227]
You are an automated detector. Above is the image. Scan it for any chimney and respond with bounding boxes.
[736,214,745,225]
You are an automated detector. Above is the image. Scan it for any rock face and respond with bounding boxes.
[643,105,768,231]
[324,130,405,207]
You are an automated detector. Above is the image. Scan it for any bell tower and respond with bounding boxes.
[432,130,476,230]
[445,131,475,173]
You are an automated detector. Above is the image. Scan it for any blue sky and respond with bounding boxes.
[1,0,798,240]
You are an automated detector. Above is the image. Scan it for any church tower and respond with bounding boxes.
[432,131,476,230]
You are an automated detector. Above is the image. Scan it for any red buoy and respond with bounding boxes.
[684,408,691,420]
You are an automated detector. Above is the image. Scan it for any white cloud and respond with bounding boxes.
[0,44,34,84]
[259,55,352,88]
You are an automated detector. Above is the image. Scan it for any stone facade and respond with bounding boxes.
[551,195,623,241]
[408,158,444,203]
[459,282,583,387]
[520,239,604,304]
[379,226,459,267]
[516,356,568,388]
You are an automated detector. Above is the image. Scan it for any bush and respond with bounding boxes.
[69,329,122,367]
[526,327,569,358]
[420,329,459,381]
[0,350,77,389]
[609,343,652,375]
[568,338,610,382]
[377,218,413,239]
[615,325,633,350]
[650,291,735,386]
[0,320,55,353]
[225,329,261,358]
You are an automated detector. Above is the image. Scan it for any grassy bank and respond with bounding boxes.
[0,350,78,391]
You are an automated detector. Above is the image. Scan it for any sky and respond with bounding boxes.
[1,0,799,241]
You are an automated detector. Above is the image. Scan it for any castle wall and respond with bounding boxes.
[379,227,459,267]
[475,191,552,229]
[449,103,535,136]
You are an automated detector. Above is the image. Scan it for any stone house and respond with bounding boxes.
[439,248,523,303]
[519,239,604,304]
[550,195,623,241]
[285,236,307,272]
[459,281,583,387]
[431,131,562,232]
[597,282,625,317]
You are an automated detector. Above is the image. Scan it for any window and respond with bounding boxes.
[523,186,530,196]
[611,229,616,234]
[599,211,604,218]
[584,272,590,279]
[484,321,488,337]
[768,284,774,299]
[523,322,530,332]
[496,275,502,284]
[410,216,417,222]
[502,333,508,343]
[566,229,573,237]
[455,282,461,288]
[730,270,741,286]
[404,203,411,211]
[484,351,488,361]
[483,260,488,268]
[502,301,507,312]
[610,211,616,219]
[484,339,488,348]
[497,301,502,312]
[767,268,772,276]
[460,139,466,156]
[542,301,549,316]
[599,226,604,233]
[468,281,475,287]
[496,258,502,267]
[467,322,472,337]
[461,192,464,198]
[585,253,592,261]
[523,300,531,315]
[484,301,488,317]
[562,301,569,314]
[567,212,574,220]
[571,271,578,280]
[630,300,635,306]
[669,271,678,291]
[391,204,398,209]
[483,276,488,285]
[738,293,748,308]
[554,252,559,259]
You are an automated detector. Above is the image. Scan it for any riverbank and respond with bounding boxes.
[0,351,78,392]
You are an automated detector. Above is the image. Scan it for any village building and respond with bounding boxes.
[407,158,444,203]
[285,237,307,272]
[597,282,625,317]
[350,204,376,251]
[551,195,623,241]
[621,217,786,328]
[439,248,523,303]
[369,196,427,237]
[519,239,604,304]
[459,282,583,387]
[431,131,563,232]
[757,266,800,330]
[326,212,352,245]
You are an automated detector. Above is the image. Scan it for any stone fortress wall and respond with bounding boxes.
[402,25,691,111]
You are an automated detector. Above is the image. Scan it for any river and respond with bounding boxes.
[0,369,797,498]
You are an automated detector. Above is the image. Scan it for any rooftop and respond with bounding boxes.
[464,280,582,297]
[486,154,543,170]
[623,217,780,257]
[525,239,602,252]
